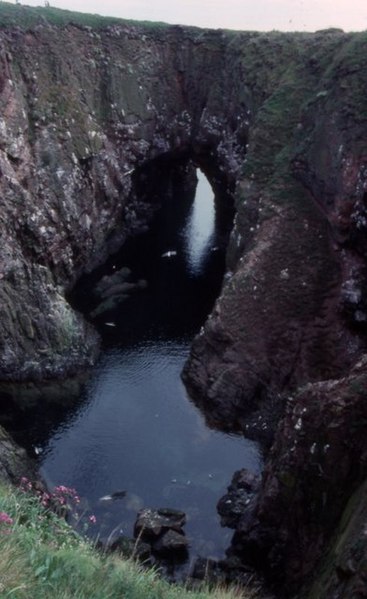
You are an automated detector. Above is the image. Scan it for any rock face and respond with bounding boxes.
[0,12,247,381]
[183,31,367,430]
[0,424,37,484]
[0,6,367,596]
[225,357,367,595]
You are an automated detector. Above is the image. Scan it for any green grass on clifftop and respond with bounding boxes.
[0,483,256,599]
[0,1,168,30]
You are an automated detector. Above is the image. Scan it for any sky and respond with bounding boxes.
[17,0,367,32]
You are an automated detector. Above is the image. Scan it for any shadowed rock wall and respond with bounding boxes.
[0,9,367,595]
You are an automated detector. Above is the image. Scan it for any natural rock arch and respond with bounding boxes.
[1,8,367,595]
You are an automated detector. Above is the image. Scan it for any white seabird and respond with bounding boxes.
[161,250,177,258]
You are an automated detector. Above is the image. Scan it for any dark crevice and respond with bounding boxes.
[69,148,236,314]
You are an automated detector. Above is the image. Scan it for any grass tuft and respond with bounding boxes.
[0,482,258,599]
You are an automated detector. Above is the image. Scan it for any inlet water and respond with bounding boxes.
[32,171,262,570]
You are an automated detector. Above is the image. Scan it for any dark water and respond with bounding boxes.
[30,171,262,571]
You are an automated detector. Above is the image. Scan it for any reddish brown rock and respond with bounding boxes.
[227,357,367,595]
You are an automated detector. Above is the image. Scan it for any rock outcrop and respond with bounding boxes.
[0,424,37,484]
[0,5,367,596]
[226,357,367,595]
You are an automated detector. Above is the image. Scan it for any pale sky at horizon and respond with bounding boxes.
[17,0,367,32]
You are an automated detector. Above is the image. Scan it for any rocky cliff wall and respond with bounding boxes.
[183,30,367,431]
[0,6,367,595]
[0,18,250,380]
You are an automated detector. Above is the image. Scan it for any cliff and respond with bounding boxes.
[0,5,254,380]
[0,3,367,596]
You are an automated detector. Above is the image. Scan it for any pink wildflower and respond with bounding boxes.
[89,515,97,524]
[0,512,13,533]
[0,512,13,525]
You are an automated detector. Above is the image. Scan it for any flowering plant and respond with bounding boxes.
[18,477,96,530]
[0,511,13,534]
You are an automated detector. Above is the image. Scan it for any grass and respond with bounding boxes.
[0,1,169,31]
[0,482,257,599]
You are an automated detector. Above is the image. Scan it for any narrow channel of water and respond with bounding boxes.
[32,171,262,572]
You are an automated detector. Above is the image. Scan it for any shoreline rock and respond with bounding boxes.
[134,507,189,559]
[0,425,38,485]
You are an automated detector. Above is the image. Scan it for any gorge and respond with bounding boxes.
[0,3,367,597]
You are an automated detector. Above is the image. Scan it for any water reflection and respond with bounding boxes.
[183,170,215,276]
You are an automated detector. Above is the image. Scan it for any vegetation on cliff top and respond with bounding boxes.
[0,1,168,30]
[0,482,256,599]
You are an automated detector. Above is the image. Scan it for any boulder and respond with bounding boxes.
[153,529,189,556]
[134,507,186,539]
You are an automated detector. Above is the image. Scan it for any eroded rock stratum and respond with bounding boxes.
[0,7,366,596]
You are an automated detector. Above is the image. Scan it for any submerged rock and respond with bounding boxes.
[90,294,129,318]
[90,267,147,318]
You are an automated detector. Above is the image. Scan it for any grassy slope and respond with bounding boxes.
[0,483,255,599]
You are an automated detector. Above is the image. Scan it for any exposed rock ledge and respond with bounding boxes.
[0,7,367,596]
